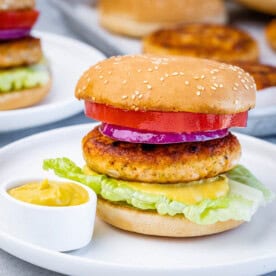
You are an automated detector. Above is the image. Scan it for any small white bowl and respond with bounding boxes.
[0,178,97,252]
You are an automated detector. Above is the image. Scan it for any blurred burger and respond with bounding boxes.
[0,0,51,110]
[266,19,276,51]
[235,0,276,15]
[143,24,259,63]
[234,62,276,90]
[98,0,226,37]
[44,55,274,237]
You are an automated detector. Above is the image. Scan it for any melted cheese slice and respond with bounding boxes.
[84,166,229,205]
[126,176,229,205]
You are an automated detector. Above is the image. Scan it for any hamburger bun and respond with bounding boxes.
[143,24,259,63]
[266,20,276,51]
[99,0,226,37]
[0,79,51,110]
[97,198,244,237]
[76,55,256,114]
[235,0,276,15]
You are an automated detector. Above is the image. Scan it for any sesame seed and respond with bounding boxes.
[165,73,169,77]
[121,95,128,100]
[241,79,246,83]
[197,85,205,91]
[244,84,249,90]
[160,77,165,81]
[185,81,190,85]
[135,90,140,95]
[235,100,239,105]
[214,83,219,88]
[180,72,185,76]
[92,97,96,101]
[211,86,217,90]
[137,69,142,73]
[108,71,112,75]
[122,80,127,84]
[201,75,205,79]
[138,94,143,99]
[154,66,159,70]
[148,68,153,72]
[194,75,200,80]
[104,80,108,84]
[196,91,201,96]
[233,87,238,91]
[219,84,224,88]
[95,65,101,70]
[172,72,179,76]
[134,107,139,111]
[147,84,152,90]
[143,80,148,84]
[212,76,217,80]
[210,69,219,74]
[87,77,91,82]
[234,82,239,87]
[131,95,136,100]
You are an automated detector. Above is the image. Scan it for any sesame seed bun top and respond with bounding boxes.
[76,55,256,114]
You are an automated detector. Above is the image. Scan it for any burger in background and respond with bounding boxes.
[234,62,276,90]
[44,55,274,237]
[266,19,276,52]
[143,24,259,63]
[98,0,226,37]
[0,0,51,110]
[235,0,276,15]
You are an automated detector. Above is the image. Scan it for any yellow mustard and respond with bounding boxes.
[125,176,229,205]
[8,179,89,207]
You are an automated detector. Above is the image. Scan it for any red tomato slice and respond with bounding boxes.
[85,102,248,133]
[0,10,39,30]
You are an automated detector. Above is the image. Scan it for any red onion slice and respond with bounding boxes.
[0,28,30,40]
[100,123,229,144]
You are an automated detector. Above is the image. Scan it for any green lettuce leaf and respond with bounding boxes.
[43,158,274,225]
[226,164,274,202]
[0,58,50,93]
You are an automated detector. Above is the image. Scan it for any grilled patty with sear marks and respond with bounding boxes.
[82,126,241,184]
[0,37,42,68]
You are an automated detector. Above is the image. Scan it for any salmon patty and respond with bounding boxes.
[82,126,241,184]
[0,37,42,68]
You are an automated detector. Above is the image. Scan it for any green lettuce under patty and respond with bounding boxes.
[0,59,50,93]
[43,158,274,225]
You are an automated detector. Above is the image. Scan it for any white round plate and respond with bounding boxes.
[0,123,275,276]
[0,31,105,132]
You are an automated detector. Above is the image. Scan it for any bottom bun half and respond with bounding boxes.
[97,198,244,237]
[0,80,52,111]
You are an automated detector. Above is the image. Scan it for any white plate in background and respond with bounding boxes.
[0,31,105,132]
[0,123,275,276]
